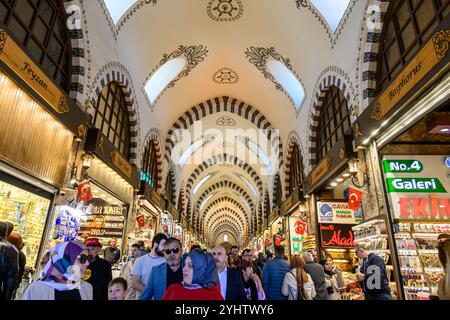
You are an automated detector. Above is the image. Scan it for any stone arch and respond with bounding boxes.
[63,0,86,105]
[212,225,241,245]
[204,207,247,228]
[202,196,249,224]
[89,61,141,165]
[361,0,392,109]
[307,72,356,172]
[164,96,283,168]
[186,153,264,197]
[209,218,244,238]
[194,180,254,214]
[142,128,163,192]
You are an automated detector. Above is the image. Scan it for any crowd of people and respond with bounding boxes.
[2,222,450,301]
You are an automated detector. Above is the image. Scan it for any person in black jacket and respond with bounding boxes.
[212,246,246,300]
[0,221,19,300]
[355,244,392,300]
[104,238,121,265]
[7,231,26,299]
[85,237,112,300]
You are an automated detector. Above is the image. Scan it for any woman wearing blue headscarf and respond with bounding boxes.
[162,250,223,300]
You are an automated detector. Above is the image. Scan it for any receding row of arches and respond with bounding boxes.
[1,0,445,245]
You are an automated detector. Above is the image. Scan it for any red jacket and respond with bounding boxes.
[162,284,223,300]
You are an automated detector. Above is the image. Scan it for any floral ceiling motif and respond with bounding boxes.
[213,67,239,84]
[207,0,243,22]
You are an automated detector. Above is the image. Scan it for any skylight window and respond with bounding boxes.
[310,0,351,32]
[235,173,257,197]
[144,58,186,104]
[104,0,137,24]
[266,60,305,109]
[200,192,217,211]
[193,175,212,195]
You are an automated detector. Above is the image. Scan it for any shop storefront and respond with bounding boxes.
[135,181,163,248]
[268,209,289,256]
[161,211,175,237]
[0,28,87,269]
[353,23,450,300]
[83,128,140,257]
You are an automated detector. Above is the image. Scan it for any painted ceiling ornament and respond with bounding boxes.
[207,0,244,22]
[143,45,208,107]
[245,47,303,109]
[216,116,237,127]
[213,68,239,84]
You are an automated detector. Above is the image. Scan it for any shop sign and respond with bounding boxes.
[320,224,355,248]
[310,157,332,186]
[289,216,308,255]
[383,155,450,220]
[0,29,69,114]
[398,196,449,218]
[110,150,132,179]
[317,201,362,225]
[383,160,424,173]
[371,30,450,121]
[386,178,447,193]
[79,203,127,240]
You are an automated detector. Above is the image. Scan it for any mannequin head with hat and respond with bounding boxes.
[85,237,102,262]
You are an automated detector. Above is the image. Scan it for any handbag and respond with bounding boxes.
[289,271,310,300]
[325,277,335,295]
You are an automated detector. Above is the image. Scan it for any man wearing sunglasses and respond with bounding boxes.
[141,238,183,300]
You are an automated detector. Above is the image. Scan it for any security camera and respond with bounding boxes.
[59,190,66,197]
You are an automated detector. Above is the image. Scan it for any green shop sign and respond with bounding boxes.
[383,160,423,173]
[386,178,447,193]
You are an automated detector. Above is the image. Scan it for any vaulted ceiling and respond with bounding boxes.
[85,0,367,246]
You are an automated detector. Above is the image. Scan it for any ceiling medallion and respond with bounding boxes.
[213,67,239,84]
[207,0,244,22]
[217,116,237,127]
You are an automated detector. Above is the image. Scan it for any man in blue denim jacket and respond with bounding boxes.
[140,238,183,300]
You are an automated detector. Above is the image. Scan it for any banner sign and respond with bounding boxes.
[317,201,363,225]
[289,216,308,255]
[383,155,450,220]
[320,224,355,248]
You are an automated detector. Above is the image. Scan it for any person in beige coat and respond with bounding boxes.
[282,255,316,300]
[23,241,92,300]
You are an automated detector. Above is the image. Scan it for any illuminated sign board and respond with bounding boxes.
[383,155,450,220]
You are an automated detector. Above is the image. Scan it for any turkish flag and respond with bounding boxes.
[136,214,145,228]
[77,181,93,203]
[294,219,307,236]
[348,188,363,211]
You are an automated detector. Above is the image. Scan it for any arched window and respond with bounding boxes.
[264,191,271,220]
[177,189,184,217]
[377,0,449,92]
[94,82,130,158]
[288,144,303,196]
[141,139,158,190]
[273,174,282,209]
[315,86,351,162]
[1,0,72,92]
[165,170,175,205]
